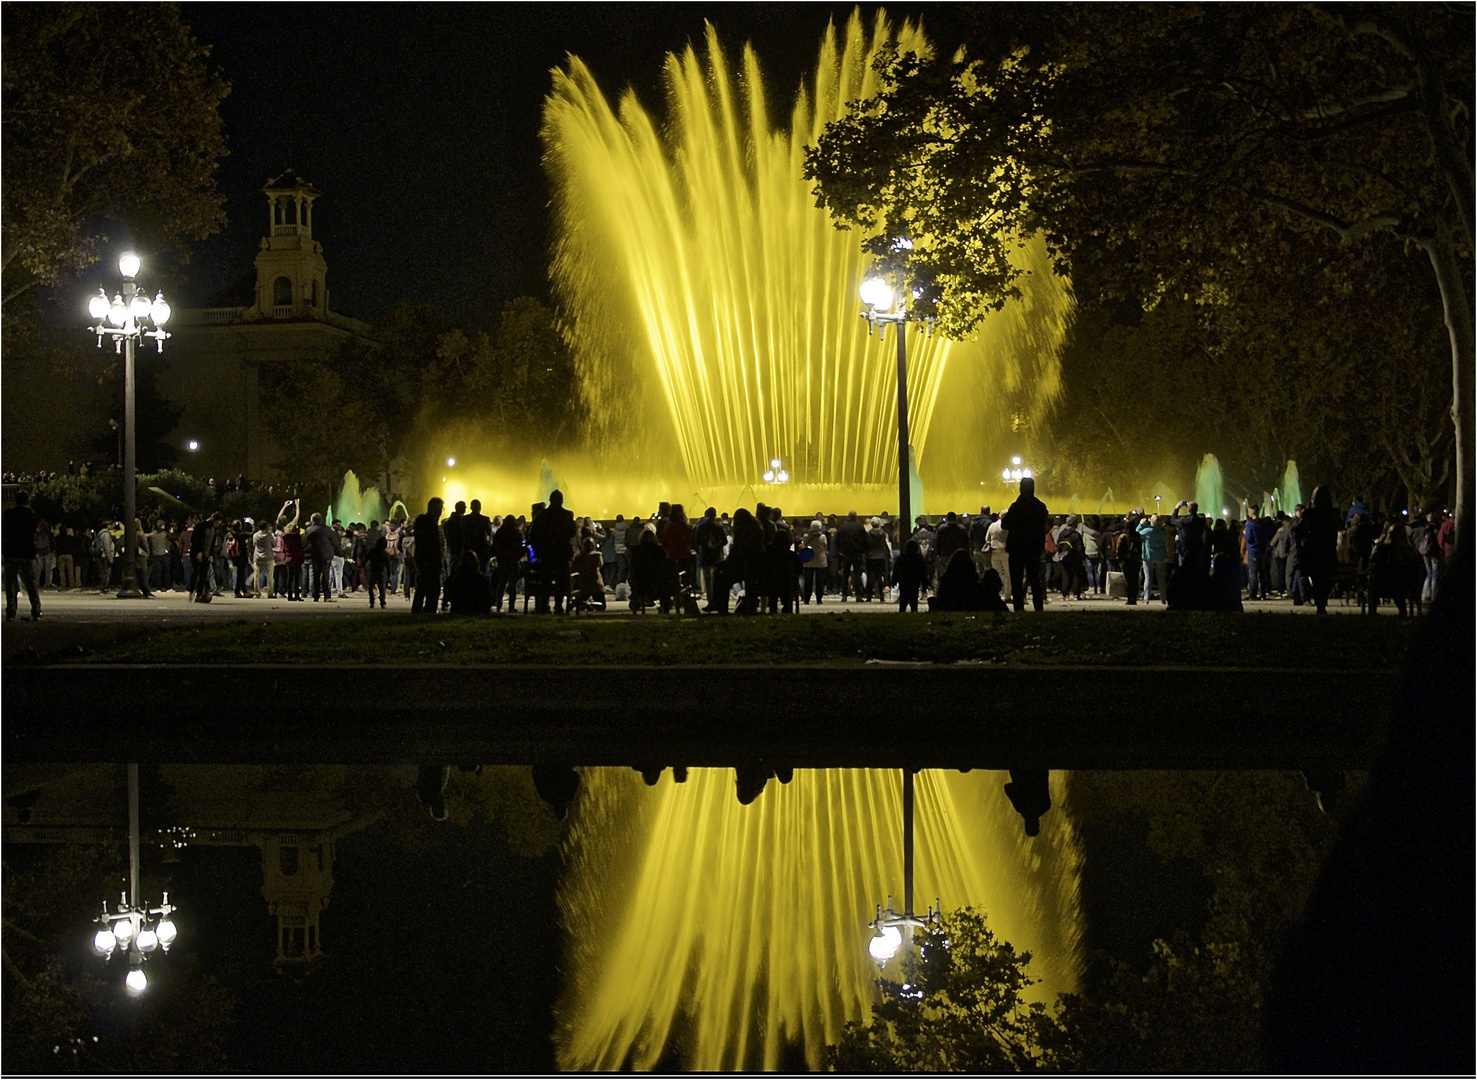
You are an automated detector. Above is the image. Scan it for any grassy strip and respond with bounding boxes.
[52,609,1421,669]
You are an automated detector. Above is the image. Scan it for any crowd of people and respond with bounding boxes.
[2,477,1458,622]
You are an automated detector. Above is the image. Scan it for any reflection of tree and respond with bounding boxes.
[827,907,1062,1072]
[376,766,564,858]
[826,771,1349,1073]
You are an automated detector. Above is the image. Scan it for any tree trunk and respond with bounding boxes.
[1423,232,1474,554]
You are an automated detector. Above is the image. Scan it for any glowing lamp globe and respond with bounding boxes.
[447,457,456,467]
[129,292,152,319]
[1012,456,1022,465]
[94,929,117,956]
[156,918,177,949]
[869,925,903,962]
[859,277,894,311]
[150,293,171,325]
[118,253,141,279]
[1002,469,1011,480]
[108,295,127,327]
[112,917,135,943]
[125,967,148,995]
[136,928,159,953]
[89,289,110,320]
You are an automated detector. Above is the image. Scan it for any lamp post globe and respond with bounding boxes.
[124,967,148,995]
[859,276,894,312]
[117,252,141,280]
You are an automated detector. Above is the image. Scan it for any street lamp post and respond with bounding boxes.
[860,273,932,540]
[90,765,179,995]
[87,253,171,599]
[867,768,941,964]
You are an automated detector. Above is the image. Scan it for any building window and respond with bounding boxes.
[279,845,299,876]
[273,277,293,306]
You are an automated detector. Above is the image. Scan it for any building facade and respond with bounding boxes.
[159,173,376,482]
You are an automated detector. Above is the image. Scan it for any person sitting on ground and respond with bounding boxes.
[570,537,606,612]
[443,550,495,616]
[892,538,928,613]
[629,526,674,614]
[930,548,1010,612]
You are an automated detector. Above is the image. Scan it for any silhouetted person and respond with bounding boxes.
[836,510,868,600]
[527,489,576,614]
[706,507,763,614]
[2,489,41,621]
[1293,485,1340,614]
[464,499,492,569]
[1265,525,1472,1072]
[444,550,495,615]
[1004,769,1051,837]
[892,538,928,612]
[930,549,998,611]
[411,497,444,614]
[1002,477,1048,612]
[735,763,772,805]
[415,764,450,820]
[531,765,581,820]
[629,527,673,614]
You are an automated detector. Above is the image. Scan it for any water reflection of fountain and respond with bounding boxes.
[554,767,1082,1071]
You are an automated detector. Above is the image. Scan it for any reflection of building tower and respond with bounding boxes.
[260,834,334,967]
[1,764,395,970]
[157,172,376,482]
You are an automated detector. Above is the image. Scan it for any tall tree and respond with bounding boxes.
[1,2,229,308]
[806,3,1473,546]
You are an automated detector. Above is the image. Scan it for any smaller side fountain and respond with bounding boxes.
[332,470,388,526]
[1194,453,1225,518]
[1279,461,1303,512]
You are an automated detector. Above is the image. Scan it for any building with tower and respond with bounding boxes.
[156,172,376,482]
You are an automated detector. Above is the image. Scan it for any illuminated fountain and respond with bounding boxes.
[554,767,1082,1071]
[1194,453,1225,518]
[332,470,387,526]
[1280,460,1304,512]
[536,12,1072,517]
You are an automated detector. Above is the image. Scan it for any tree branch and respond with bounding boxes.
[1258,193,1406,241]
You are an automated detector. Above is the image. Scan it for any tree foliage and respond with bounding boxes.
[1,2,229,308]
[807,3,1473,535]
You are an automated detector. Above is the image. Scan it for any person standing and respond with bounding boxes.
[190,514,217,602]
[229,519,254,597]
[1293,486,1340,615]
[91,519,115,594]
[491,512,524,612]
[694,507,726,599]
[1137,514,1170,604]
[984,512,1012,603]
[411,497,445,614]
[1001,477,1049,612]
[1244,505,1274,600]
[251,518,276,597]
[304,513,337,602]
[464,499,492,574]
[836,511,868,601]
[1117,514,1144,606]
[526,489,576,615]
[865,516,891,602]
[3,490,42,621]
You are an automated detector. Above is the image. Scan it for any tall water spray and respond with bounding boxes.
[554,768,1082,1071]
[542,12,1071,512]
[1280,460,1303,512]
[1194,454,1225,517]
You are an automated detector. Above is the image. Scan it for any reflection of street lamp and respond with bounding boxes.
[87,253,171,600]
[860,254,933,536]
[866,769,941,964]
[761,458,789,484]
[90,765,179,995]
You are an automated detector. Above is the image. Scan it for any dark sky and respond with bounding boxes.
[178,3,970,331]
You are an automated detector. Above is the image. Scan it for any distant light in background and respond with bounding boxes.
[188,440,199,452]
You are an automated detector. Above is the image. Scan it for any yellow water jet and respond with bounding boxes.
[536,11,1071,517]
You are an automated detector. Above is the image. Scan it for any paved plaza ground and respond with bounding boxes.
[6,584,1378,626]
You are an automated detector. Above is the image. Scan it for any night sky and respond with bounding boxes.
[177,3,968,330]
